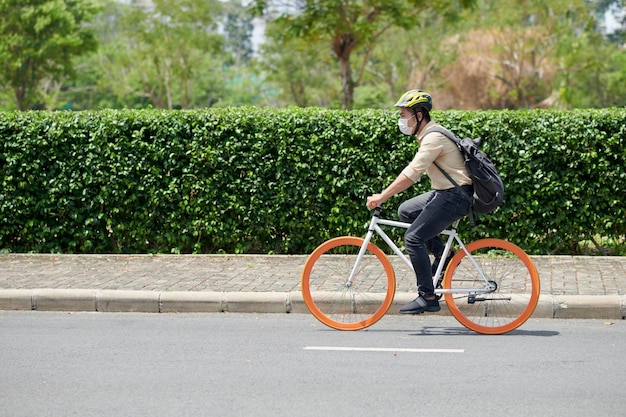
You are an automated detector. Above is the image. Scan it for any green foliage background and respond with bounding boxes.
[1,108,624,255]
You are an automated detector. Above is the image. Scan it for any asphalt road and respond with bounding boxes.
[1,312,624,417]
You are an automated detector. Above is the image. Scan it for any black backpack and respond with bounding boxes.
[428,127,504,223]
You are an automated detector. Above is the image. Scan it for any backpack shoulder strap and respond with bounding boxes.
[425,126,461,145]
[425,126,464,185]
[427,126,476,224]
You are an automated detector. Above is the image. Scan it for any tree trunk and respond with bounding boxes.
[333,33,359,110]
[339,56,353,110]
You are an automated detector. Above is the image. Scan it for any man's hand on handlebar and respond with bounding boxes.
[366,194,386,210]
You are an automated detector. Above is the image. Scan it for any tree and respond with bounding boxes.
[258,20,341,107]
[595,0,625,44]
[69,0,228,110]
[0,0,100,110]
[357,11,460,108]
[121,0,226,109]
[62,0,269,109]
[252,0,476,109]
[423,0,625,109]
[555,19,626,108]
[223,0,255,66]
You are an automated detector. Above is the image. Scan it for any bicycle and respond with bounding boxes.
[301,206,540,335]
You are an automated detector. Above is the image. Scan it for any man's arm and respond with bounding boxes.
[366,173,414,209]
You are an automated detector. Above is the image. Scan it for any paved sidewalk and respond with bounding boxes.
[0,254,625,319]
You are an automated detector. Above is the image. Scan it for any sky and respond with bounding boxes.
[604,5,625,33]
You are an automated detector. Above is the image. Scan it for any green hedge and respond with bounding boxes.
[0,107,624,255]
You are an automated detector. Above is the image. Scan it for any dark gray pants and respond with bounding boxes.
[398,186,472,296]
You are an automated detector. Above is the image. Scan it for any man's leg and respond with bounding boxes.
[399,192,446,260]
[399,189,470,314]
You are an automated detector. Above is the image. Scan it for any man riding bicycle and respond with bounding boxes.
[366,90,473,314]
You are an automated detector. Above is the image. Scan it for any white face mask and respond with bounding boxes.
[397,115,416,135]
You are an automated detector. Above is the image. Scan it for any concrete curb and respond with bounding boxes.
[0,289,624,319]
[550,295,626,320]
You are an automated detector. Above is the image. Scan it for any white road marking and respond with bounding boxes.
[304,346,464,353]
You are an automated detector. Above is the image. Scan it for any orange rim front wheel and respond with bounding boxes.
[301,237,396,331]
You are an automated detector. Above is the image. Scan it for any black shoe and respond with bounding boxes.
[399,296,441,314]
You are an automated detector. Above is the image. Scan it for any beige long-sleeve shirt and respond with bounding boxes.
[401,121,472,190]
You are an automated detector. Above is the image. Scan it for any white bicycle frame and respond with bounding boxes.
[347,208,495,296]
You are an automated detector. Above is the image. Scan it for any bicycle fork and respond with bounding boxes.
[345,216,380,288]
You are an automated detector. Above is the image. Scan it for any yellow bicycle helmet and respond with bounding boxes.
[395,89,433,111]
